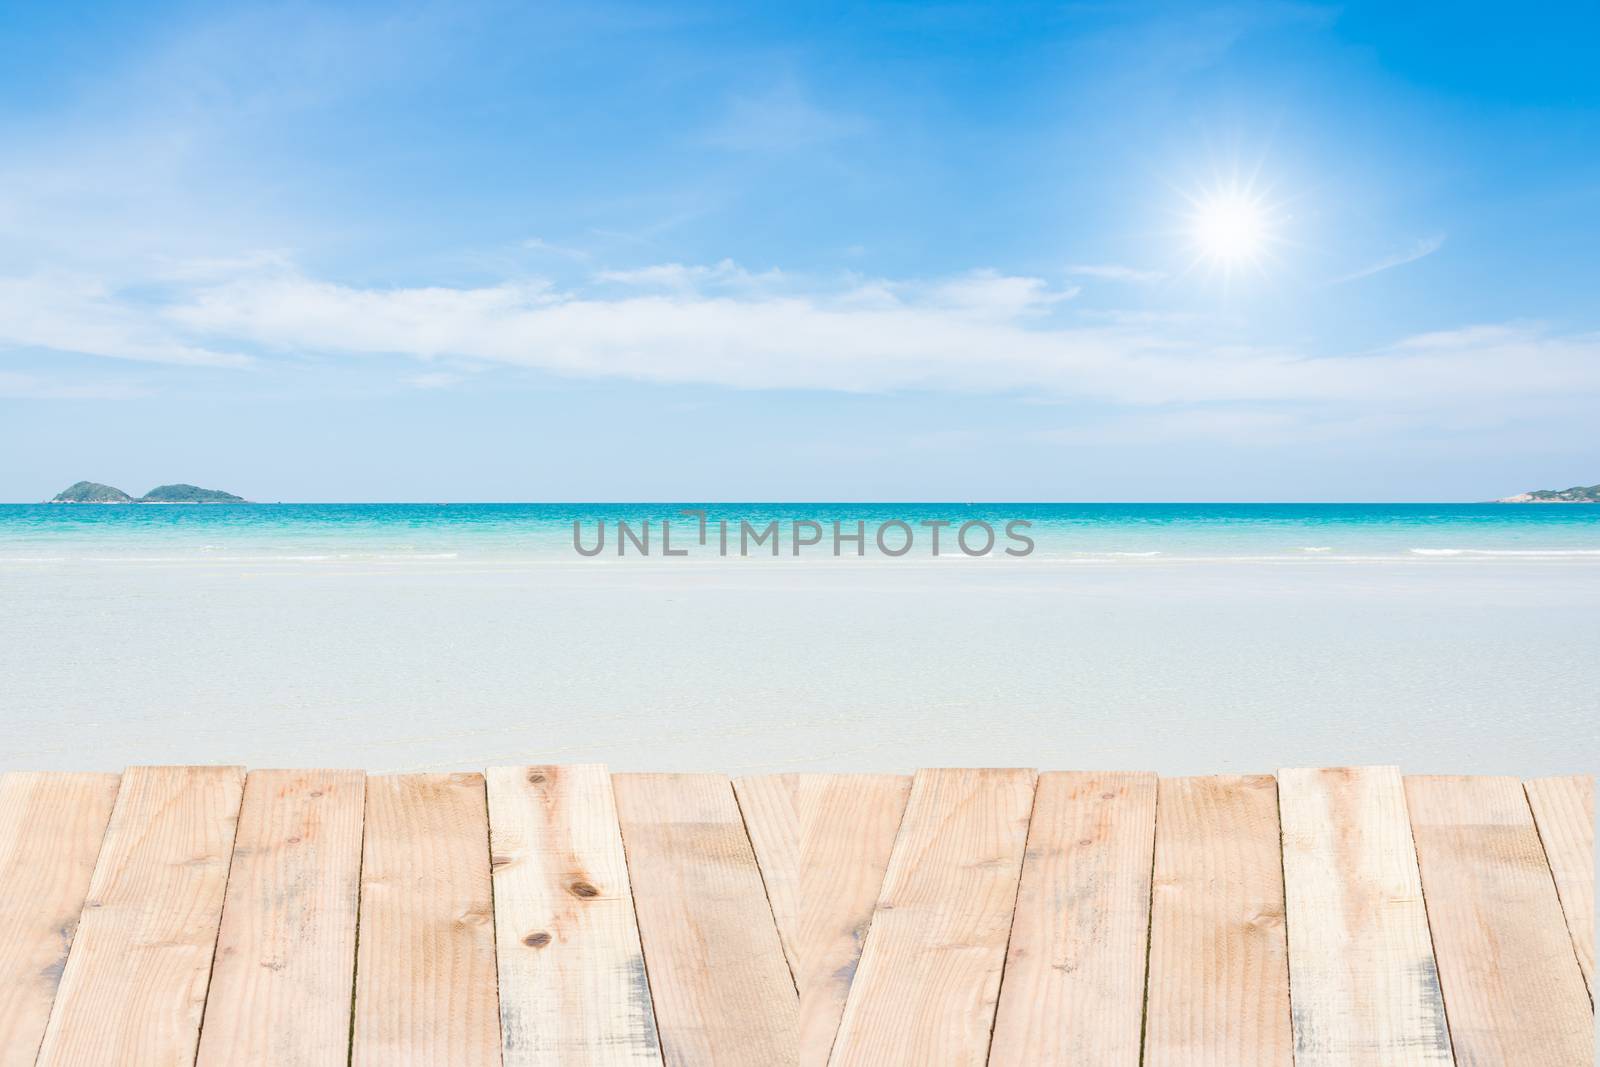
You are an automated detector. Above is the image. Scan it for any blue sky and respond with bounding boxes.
[1,0,1597,501]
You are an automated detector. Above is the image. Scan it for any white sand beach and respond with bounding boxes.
[3,556,1595,775]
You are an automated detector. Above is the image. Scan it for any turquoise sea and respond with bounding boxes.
[1,502,1597,562]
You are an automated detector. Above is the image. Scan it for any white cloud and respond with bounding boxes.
[4,259,1599,429]
[1333,234,1446,284]
[164,268,1600,412]
[926,270,1078,318]
[593,259,783,291]
[154,265,1183,396]
[1066,263,1167,284]
[0,273,250,367]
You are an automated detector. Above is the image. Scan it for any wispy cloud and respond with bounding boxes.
[1034,408,1305,446]
[1066,263,1167,284]
[1333,234,1446,284]
[5,257,1598,438]
[2,254,1585,411]
[593,259,784,291]
[702,81,869,153]
[404,371,464,390]
[522,237,593,262]
[0,274,250,367]
[0,371,150,400]
[924,270,1078,318]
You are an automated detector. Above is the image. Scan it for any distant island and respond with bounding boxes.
[49,481,249,504]
[1497,483,1599,503]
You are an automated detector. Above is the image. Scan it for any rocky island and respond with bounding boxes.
[48,481,136,503]
[1497,483,1599,503]
[139,483,249,503]
[50,481,248,503]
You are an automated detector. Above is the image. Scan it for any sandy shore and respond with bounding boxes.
[2,557,1595,775]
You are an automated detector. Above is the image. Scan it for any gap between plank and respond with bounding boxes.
[1405,784,1458,1065]
[192,767,249,1061]
[1134,774,1161,1064]
[980,773,1041,1067]
[733,777,800,996]
[610,774,671,1067]
[346,782,368,1067]
[816,776,918,1067]
[1523,780,1594,1003]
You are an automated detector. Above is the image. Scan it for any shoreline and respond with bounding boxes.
[6,549,1600,566]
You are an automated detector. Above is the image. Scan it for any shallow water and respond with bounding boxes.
[2,507,1596,776]
[4,502,1599,562]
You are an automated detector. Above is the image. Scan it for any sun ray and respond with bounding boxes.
[1173,173,1290,285]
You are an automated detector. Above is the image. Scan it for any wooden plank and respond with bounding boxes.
[34,765,245,1067]
[613,773,797,1066]
[1278,766,1452,1067]
[1406,775,1593,1066]
[486,765,662,1066]
[352,773,500,1067]
[732,774,800,984]
[0,772,120,1067]
[794,774,911,1066]
[1525,774,1594,1000]
[986,771,1155,1067]
[1144,775,1291,1067]
[830,767,1035,1067]
[194,769,366,1067]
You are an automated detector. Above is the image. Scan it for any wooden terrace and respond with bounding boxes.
[0,765,1592,1065]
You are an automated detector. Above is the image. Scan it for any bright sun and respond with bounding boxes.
[1190,191,1270,266]
[1193,194,1266,261]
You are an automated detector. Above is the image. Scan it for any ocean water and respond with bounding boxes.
[2,503,1596,776]
[2,502,1598,562]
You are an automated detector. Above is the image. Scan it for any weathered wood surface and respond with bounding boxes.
[1278,765,1453,1067]
[9,763,1592,1065]
[733,774,801,986]
[195,769,366,1067]
[1406,775,1593,1066]
[352,773,501,1067]
[794,774,910,1066]
[487,765,663,1067]
[35,765,245,1067]
[1144,775,1292,1067]
[0,772,120,1067]
[988,771,1156,1067]
[831,768,1036,1067]
[1524,774,1595,1001]
[614,773,798,1066]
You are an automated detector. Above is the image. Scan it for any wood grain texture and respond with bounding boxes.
[34,765,245,1067]
[732,774,800,985]
[487,765,662,1067]
[1524,774,1594,1001]
[1144,775,1291,1067]
[1278,766,1453,1067]
[613,773,798,1067]
[1406,775,1593,1066]
[830,768,1035,1067]
[0,772,120,1067]
[794,774,911,1066]
[353,773,501,1067]
[986,771,1156,1067]
[194,769,366,1067]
